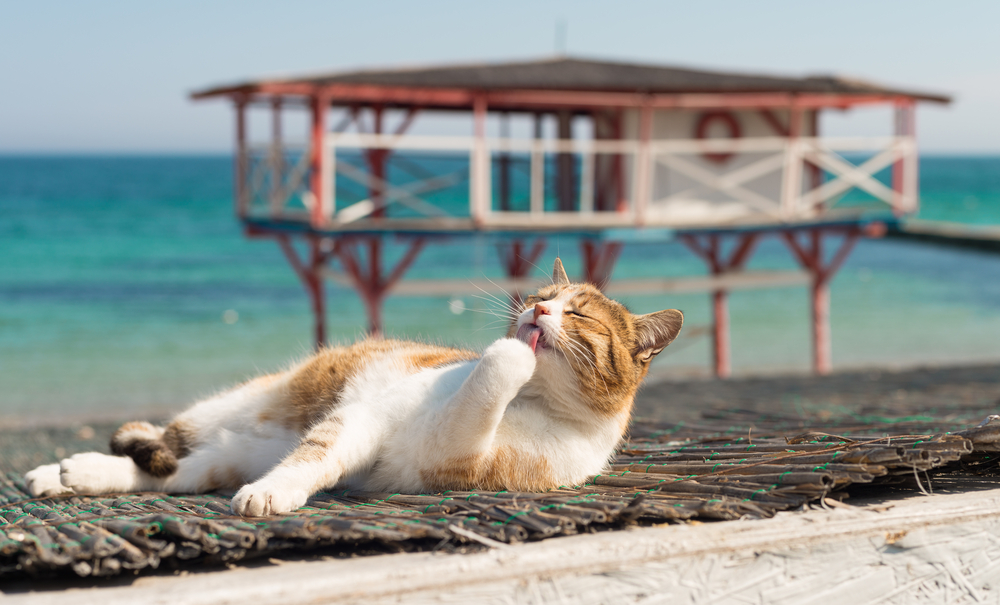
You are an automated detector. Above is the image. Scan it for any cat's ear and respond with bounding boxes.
[633,309,684,362]
[552,257,570,285]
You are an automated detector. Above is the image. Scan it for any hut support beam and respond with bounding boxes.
[278,235,331,350]
[234,95,249,218]
[893,100,917,214]
[580,241,623,289]
[497,239,547,307]
[335,237,427,336]
[556,111,575,211]
[308,93,330,227]
[781,228,860,375]
[681,233,760,378]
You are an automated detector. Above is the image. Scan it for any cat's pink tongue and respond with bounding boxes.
[516,323,542,352]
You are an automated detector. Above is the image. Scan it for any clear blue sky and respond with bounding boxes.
[2,0,997,153]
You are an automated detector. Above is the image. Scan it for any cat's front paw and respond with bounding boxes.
[482,338,537,384]
[231,480,309,516]
[25,463,73,497]
[60,452,135,494]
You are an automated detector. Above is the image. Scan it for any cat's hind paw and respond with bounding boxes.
[25,463,73,497]
[230,480,310,517]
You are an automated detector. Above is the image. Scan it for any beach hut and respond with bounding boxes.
[191,57,949,376]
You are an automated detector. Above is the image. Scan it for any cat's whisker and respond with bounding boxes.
[468,296,517,317]
[468,287,511,307]
[561,328,611,396]
[479,275,521,310]
[567,342,609,397]
[463,307,511,318]
[464,298,518,317]
[468,281,519,314]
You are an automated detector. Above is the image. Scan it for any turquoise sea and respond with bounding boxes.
[2,155,999,421]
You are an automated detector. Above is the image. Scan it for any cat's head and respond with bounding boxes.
[507,258,683,418]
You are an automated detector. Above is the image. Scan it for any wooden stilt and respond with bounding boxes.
[335,237,427,336]
[681,233,760,378]
[309,94,328,228]
[278,235,331,350]
[556,111,575,211]
[580,241,623,289]
[497,239,547,306]
[781,228,860,375]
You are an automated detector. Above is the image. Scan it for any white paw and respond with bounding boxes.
[231,480,309,516]
[59,452,132,494]
[483,338,537,384]
[25,463,73,497]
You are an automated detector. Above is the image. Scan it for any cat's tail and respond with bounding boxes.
[110,421,178,477]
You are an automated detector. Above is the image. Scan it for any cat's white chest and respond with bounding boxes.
[334,360,474,490]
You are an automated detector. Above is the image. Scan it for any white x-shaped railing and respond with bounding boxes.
[242,133,917,227]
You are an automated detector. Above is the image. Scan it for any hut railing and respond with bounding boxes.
[239,133,917,229]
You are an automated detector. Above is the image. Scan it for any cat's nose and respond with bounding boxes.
[533,303,551,323]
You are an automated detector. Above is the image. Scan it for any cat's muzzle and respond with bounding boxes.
[515,323,548,353]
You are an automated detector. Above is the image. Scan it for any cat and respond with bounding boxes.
[25,258,683,516]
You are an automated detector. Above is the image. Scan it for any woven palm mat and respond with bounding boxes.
[4,419,1000,579]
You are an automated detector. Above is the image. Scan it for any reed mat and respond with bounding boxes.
[4,414,1000,580]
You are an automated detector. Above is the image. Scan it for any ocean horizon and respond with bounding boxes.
[2,154,999,421]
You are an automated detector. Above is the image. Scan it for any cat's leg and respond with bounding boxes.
[24,463,72,497]
[56,427,299,495]
[56,452,161,494]
[230,409,365,516]
[230,339,535,516]
[30,452,186,497]
[429,338,537,456]
[231,376,421,516]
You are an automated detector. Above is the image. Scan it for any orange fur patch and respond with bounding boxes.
[261,340,478,432]
[420,445,555,492]
[513,282,651,419]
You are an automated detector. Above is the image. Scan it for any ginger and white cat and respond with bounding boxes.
[26,259,682,516]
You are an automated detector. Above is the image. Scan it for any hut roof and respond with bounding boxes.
[192,56,950,104]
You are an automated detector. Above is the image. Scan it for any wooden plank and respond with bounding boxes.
[321,270,810,297]
[24,488,1000,605]
[603,271,810,294]
[891,220,1000,252]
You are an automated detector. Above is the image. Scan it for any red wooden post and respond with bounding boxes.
[556,111,575,211]
[808,109,822,192]
[680,233,759,378]
[309,94,328,227]
[809,230,830,373]
[277,236,328,350]
[308,238,327,347]
[471,95,488,226]
[635,102,654,223]
[712,288,730,377]
[614,111,626,213]
[782,227,860,375]
[368,106,386,218]
[335,237,427,336]
[580,241,623,289]
[498,239,547,307]
[270,97,284,211]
